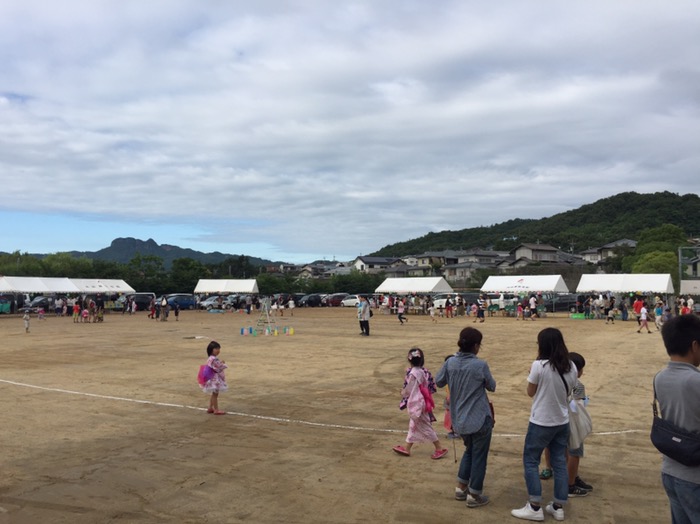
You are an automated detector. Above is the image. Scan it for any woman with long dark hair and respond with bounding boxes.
[512,328,578,522]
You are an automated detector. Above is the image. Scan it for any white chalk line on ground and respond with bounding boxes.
[0,378,643,438]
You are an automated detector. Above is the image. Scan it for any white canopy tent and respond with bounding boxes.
[194,279,259,294]
[681,280,700,295]
[576,274,674,294]
[0,276,133,294]
[481,275,569,293]
[375,277,454,295]
[71,279,135,294]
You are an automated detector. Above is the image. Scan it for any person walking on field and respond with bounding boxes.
[358,295,371,336]
[397,299,407,324]
[637,302,652,334]
[393,348,448,460]
[436,327,496,509]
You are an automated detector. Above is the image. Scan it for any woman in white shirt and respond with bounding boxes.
[512,328,578,522]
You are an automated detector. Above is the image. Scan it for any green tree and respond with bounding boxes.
[171,258,209,292]
[41,253,93,277]
[636,224,688,256]
[126,254,168,294]
[631,251,679,290]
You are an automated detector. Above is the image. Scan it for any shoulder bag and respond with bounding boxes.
[650,372,700,467]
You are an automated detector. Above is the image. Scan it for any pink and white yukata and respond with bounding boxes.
[201,355,228,394]
[401,367,438,444]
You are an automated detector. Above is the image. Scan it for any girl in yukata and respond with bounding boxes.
[200,341,228,415]
[393,348,448,459]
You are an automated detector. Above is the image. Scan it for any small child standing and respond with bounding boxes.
[538,352,593,496]
[567,352,593,496]
[606,307,616,324]
[200,340,228,415]
[23,310,30,333]
[393,348,448,459]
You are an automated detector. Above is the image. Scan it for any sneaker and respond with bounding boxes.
[575,476,593,491]
[545,502,565,521]
[511,502,544,521]
[454,487,467,501]
[539,468,552,480]
[568,484,589,497]
[466,493,490,508]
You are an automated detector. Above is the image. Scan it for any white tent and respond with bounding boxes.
[71,279,135,294]
[0,276,133,294]
[374,277,454,295]
[576,274,674,294]
[681,280,700,295]
[0,276,80,293]
[481,275,569,293]
[194,279,259,294]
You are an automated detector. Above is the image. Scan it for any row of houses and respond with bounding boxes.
[268,239,645,284]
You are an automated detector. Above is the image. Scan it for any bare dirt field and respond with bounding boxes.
[0,307,671,523]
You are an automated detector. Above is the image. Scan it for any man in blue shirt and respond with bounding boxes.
[436,327,496,509]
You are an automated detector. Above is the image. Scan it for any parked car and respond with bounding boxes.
[167,293,197,310]
[326,293,348,307]
[116,292,156,312]
[27,295,51,313]
[541,293,580,313]
[199,295,224,310]
[299,294,324,307]
[224,295,241,309]
[340,294,361,307]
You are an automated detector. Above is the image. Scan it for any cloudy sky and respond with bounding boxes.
[1,1,699,263]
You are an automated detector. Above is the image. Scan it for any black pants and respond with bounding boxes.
[360,320,370,335]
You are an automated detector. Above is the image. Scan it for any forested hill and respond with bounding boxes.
[371,191,700,257]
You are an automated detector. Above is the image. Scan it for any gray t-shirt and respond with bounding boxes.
[655,362,700,484]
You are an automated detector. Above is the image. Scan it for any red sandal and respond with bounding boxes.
[392,445,410,456]
[431,448,449,460]
[213,410,226,415]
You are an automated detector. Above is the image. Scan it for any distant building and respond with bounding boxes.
[351,256,400,274]
[578,238,637,265]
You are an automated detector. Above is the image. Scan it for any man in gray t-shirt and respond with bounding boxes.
[655,315,700,523]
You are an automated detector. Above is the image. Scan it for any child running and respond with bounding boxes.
[200,340,228,415]
[397,299,407,324]
[393,347,448,459]
[637,302,652,334]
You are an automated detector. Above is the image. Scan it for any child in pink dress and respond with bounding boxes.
[393,348,448,459]
[200,341,228,415]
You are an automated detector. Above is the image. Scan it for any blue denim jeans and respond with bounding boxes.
[457,417,493,495]
[522,422,569,505]
[662,473,700,524]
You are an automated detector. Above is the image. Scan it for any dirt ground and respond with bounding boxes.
[0,306,672,523]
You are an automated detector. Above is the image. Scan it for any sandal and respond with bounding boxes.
[431,448,449,460]
[207,408,214,413]
[539,468,552,480]
[213,410,226,415]
[392,445,411,456]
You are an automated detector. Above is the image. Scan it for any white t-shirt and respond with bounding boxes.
[640,306,648,320]
[527,359,578,427]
